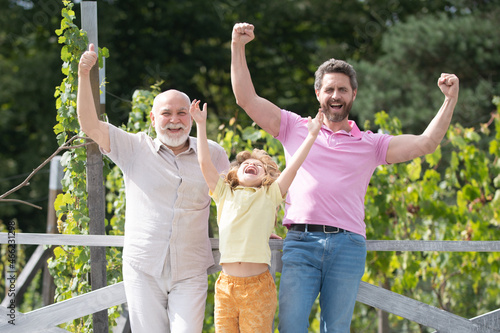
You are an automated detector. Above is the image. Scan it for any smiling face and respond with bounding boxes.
[315,72,357,126]
[236,158,267,187]
[225,149,280,189]
[150,90,192,150]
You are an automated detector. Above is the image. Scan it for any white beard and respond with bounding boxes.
[156,122,191,148]
[157,131,189,147]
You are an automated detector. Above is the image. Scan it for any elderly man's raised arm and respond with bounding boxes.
[231,23,281,137]
[386,73,459,164]
[77,43,110,152]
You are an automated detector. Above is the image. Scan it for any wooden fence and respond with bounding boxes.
[0,233,499,332]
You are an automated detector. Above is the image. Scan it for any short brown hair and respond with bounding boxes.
[314,58,358,91]
[225,149,280,189]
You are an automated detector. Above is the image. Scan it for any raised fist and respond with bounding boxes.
[232,23,255,46]
[78,43,97,76]
[437,73,459,99]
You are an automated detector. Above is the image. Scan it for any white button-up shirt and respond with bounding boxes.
[105,124,229,280]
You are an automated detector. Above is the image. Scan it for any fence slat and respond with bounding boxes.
[0,283,126,333]
[470,309,500,330]
[1,245,54,307]
[366,240,500,252]
[4,234,500,252]
[0,305,67,331]
[356,282,500,333]
[0,233,124,247]
[39,328,69,333]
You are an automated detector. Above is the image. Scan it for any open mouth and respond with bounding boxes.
[160,123,186,132]
[244,166,258,175]
[167,128,183,134]
[330,103,343,110]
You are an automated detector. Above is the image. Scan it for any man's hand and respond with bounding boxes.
[78,43,98,77]
[438,73,459,100]
[232,22,255,46]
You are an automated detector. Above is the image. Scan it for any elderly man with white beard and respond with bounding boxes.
[77,44,229,333]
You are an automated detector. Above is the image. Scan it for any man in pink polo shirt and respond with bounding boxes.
[231,23,459,332]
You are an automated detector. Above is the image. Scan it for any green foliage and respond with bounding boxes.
[355,100,500,332]
[0,0,63,231]
[49,1,116,331]
[353,9,500,134]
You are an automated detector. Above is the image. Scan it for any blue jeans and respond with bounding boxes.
[278,229,366,333]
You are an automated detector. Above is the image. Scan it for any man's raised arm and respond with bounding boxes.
[386,73,459,164]
[77,43,110,152]
[231,23,281,137]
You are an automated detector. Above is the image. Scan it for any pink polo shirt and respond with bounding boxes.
[276,109,393,238]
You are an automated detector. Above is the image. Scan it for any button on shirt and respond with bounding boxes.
[276,109,393,238]
[104,124,229,280]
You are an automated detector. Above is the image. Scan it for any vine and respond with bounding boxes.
[49,1,114,331]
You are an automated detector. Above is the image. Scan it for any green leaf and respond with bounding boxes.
[70,278,78,291]
[426,145,441,167]
[407,157,422,181]
[53,123,64,135]
[61,45,71,62]
[53,247,66,259]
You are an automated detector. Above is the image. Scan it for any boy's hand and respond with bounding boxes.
[307,110,324,136]
[189,99,208,125]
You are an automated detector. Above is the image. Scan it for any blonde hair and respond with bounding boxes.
[224,149,280,190]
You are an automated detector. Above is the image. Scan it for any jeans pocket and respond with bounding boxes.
[347,232,366,247]
[283,230,305,255]
[285,230,304,240]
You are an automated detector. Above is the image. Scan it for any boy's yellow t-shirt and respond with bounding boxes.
[211,177,284,265]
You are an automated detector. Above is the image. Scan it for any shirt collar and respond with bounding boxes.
[323,120,362,138]
[153,136,197,154]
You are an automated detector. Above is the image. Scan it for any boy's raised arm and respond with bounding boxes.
[189,100,220,192]
[276,111,324,197]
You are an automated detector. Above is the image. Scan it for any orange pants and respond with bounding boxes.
[215,270,277,332]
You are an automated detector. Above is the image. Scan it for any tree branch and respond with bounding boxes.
[0,199,43,210]
[0,135,93,209]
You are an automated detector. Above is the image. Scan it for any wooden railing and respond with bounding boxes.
[1,233,499,333]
